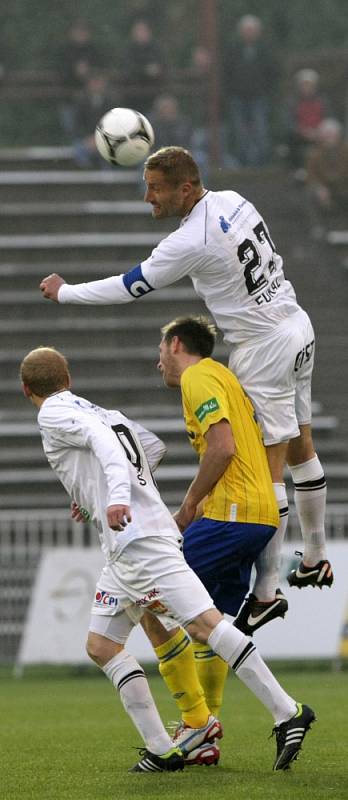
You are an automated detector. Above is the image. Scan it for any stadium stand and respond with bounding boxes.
[0,148,348,662]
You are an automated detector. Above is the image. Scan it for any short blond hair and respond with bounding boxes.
[20,347,70,397]
[144,146,202,187]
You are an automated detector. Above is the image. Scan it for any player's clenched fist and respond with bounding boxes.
[40,273,66,302]
[107,504,132,531]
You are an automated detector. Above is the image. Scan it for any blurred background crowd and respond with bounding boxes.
[1,0,348,236]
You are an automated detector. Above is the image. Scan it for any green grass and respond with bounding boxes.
[1,665,347,799]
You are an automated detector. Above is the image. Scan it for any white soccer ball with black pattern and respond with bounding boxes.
[95,107,155,166]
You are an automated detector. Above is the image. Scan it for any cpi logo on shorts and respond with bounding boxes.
[95,590,118,608]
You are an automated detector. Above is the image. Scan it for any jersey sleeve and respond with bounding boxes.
[58,227,198,304]
[39,406,131,506]
[140,230,199,290]
[131,421,166,470]
[58,275,132,304]
[106,409,167,471]
[181,366,231,438]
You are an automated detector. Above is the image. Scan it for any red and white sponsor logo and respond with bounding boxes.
[94,590,118,607]
[135,588,161,607]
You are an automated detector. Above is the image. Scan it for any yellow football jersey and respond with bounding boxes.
[180,358,279,526]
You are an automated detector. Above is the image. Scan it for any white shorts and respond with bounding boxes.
[89,533,214,644]
[229,308,315,446]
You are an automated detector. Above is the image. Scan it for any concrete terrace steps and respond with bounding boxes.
[2,489,348,511]
[1,428,346,468]
[0,169,140,184]
[0,342,225,380]
[0,168,144,202]
[0,146,75,167]
[2,439,347,467]
[0,232,168,264]
[0,461,347,511]
[0,231,167,248]
[2,460,348,484]
[0,260,140,290]
[0,315,197,350]
[0,200,150,215]
[0,201,158,234]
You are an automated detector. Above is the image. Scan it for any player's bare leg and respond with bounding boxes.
[287,424,333,588]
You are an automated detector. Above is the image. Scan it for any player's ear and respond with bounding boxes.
[170,335,181,353]
[22,383,32,398]
[181,181,193,198]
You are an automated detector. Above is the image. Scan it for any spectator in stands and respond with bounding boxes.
[56,20,105,142]
[149,94,192,150]
[61,72,116,168]
[283,69,329,177]
[59,19,104,91]
[224,14,278,167]
[185,45,211,129]
[305,117,348,238]
[121,18,166,114]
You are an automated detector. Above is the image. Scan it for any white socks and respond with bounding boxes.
[253,483,288,601]
[289,454,327,564]
[208,619,296,725]
[102,650,172,754]
[251,454,327,596]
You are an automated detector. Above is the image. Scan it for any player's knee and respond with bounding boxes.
[186,624,209,644]
[86,631,108,664]
[187,608,223,642]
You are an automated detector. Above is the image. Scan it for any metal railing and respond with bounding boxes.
[1,505,347,663]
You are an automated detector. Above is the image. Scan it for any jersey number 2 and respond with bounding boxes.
[237,221,276,296]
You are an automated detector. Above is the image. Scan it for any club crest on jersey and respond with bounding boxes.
[219,216,231,233]
[195,397,220,422]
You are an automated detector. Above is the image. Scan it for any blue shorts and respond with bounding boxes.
[183,518,276,616]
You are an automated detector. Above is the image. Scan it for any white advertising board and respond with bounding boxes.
[17,542,348,669]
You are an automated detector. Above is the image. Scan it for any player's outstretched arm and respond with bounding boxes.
[40,272,134,305]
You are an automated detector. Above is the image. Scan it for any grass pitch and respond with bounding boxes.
[1,664,347,800]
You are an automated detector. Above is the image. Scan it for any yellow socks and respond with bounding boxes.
[193,640,229,718]
[154,627,210,728]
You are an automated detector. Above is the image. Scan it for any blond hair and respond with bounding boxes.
[144,146,202,187]
[20,346,70,397]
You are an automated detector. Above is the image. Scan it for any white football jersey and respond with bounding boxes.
[38,390,178,559]
[58,190,300,346]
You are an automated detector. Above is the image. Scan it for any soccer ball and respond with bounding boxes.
[95,107,155,167]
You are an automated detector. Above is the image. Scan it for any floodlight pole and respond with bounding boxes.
[200,0,220,167]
